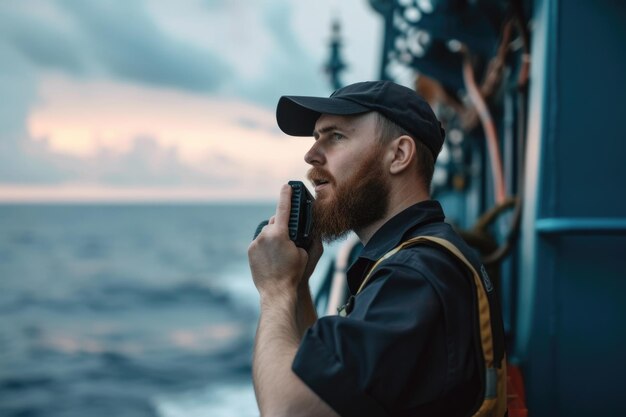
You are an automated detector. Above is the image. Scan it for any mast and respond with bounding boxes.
[324,18,347,90]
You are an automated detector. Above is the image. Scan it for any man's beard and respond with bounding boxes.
[308,149,390,243]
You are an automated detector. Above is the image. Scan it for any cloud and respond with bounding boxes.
[0,0,232,93]
[0,10,85,76]
[0,0,380,200]
[15,76,311,194]
[227,1,331,106]
[0,135,72,185]
[0,0,334,104]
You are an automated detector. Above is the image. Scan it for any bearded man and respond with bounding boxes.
[248,81,506,417]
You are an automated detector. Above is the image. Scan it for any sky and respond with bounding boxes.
[0,0,383,202]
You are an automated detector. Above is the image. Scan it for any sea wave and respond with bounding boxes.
[154,381,258,417]
[0,280,256,316]
[0,204,341,417]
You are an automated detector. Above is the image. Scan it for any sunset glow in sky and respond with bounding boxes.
[0,0,381,202]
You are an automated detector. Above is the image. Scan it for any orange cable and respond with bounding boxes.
[461,47,507,204]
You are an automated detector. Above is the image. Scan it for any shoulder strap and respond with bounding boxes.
[358,235,507,417]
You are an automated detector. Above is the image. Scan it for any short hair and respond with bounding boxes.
[375,112,435,191]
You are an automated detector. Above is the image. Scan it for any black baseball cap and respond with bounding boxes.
[276,80,445,160]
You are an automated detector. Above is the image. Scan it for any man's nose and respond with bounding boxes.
[304,141,325,166]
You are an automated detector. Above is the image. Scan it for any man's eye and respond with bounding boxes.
[333,132,344,141]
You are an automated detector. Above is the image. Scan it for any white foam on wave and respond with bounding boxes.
[154,240,350,417]
[217,261,260,310]
[154,382,258,417]
[216,241,342,311]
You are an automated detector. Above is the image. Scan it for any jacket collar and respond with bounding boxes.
[346,200,445,294]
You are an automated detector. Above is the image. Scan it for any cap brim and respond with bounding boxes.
[276,96,370,136]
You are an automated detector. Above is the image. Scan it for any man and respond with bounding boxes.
[248,81,506,417]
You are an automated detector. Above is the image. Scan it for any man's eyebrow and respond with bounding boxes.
[313,125,341,139]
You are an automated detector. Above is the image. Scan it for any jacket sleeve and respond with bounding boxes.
[292,252,446,417]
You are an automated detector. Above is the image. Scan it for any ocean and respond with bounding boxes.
[0,203,317,417]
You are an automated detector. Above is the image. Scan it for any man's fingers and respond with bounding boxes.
[273,184,292,230]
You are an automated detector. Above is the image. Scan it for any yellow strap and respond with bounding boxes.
[357,235,507,417]
[356,237,424,294]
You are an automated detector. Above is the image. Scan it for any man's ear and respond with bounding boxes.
[388,135,416,175]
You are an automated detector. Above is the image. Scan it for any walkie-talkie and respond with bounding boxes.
[286,180,314,249]
[253,181,314,250]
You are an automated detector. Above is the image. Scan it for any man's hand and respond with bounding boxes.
[248,184,338,417]
[249,184,313,299]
